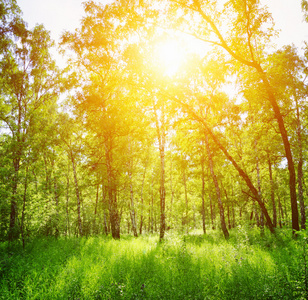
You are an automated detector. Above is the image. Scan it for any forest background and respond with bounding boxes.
[1,0,308,243]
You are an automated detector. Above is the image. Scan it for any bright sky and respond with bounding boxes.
[263,0,308,48]
[17,0,85,41]
[17,0,308,53]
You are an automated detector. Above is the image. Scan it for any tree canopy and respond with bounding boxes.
[0,0,308,242]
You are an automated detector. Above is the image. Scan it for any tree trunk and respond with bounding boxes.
[223,187,232,230]
[170,150,174,231]
[9,158,20,242]
[268,157,277,228]
[201,152,206,234]
[209,191,215,230]
[232,204,235,228]
[9,95,23,242]
[93,183,99,234]
[277,193,285,228]
[295,96,305,229]
[53,173,59,238]
[159,154,166,240]
[154,103,166,241]
[21,166,28,249]
[129,170,138,237]
[255,140,264,234]
[253,202,260,227]
[101,185,108,235]
[127,139,138,237]
[278,194,283,228]
[105,142,120,239]
[139,159,147,235]
[109,187,120,239]
[205,135,229,239]
[149,195,153,233]
[70,151,83,237]
[149,173,154,234]
[183,165,189,234]
[259,70,299,233]
[66,162,70,237]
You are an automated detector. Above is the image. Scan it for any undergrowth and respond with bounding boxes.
[0,227,308,299]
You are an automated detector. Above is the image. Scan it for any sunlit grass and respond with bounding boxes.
[0,228,307,299]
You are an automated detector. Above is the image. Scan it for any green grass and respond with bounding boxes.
[1,227,308,299]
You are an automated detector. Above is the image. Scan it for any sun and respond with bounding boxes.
[156,39,186,77]
[154,34,210,77]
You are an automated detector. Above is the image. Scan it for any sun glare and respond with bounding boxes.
[156,40,185,77]
[154,35,210,77]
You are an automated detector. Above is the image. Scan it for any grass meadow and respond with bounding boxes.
[1,226,308,299]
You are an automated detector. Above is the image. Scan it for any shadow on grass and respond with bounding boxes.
[1,229,307,299]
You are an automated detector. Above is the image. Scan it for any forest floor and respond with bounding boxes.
[0,226,307,299]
